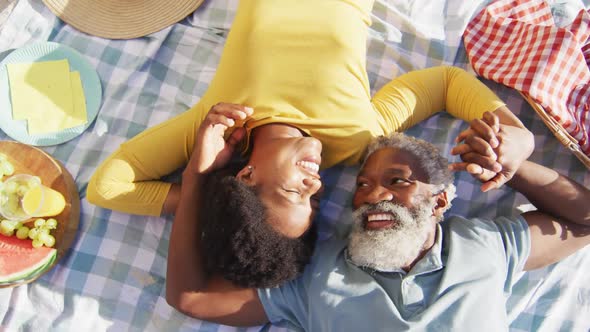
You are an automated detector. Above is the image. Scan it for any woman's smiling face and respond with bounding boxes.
[238,124,323,238]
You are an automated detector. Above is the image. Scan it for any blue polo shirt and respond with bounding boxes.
[257,216,530,331]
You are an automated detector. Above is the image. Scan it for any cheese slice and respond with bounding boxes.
[7,59,73,122]
[26,71,88,134]
[69,71,88,126]
[7,60,88,134]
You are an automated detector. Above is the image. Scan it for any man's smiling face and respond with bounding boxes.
[347,147,440,271]
[352,147,436,220]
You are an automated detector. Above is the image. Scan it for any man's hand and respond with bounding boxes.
[188,103,253,175]
[450,112,535,192]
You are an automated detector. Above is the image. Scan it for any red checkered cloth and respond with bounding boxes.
[464,0,590,158]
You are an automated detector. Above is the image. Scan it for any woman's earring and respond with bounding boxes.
[247,165,253,172]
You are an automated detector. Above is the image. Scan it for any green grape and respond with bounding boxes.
[0,162,14,176]
[0,219,16,234]
[31,239,43,248]
[44,234,56,248]
[28,227,39,240]
[38,232,50,244]
[37,228,49,235]
[34,218,46,228]
[45,218,58,229]
[16,226,29,239]
[1,219,14,227]
[0,223,14,236]
[39,233,56,248]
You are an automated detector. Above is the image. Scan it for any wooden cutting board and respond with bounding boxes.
[0,140,80,288]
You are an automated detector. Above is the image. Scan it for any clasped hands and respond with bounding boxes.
[450,112,535,192]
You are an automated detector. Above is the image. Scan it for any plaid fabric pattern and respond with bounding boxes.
[464,0,590,155]
[0,0,589,331]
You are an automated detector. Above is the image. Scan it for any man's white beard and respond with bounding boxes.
[348,200,434,271]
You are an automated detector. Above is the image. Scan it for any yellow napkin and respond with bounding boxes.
[7,59,88,134]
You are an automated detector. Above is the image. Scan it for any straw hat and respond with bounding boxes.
[41,0,205,39]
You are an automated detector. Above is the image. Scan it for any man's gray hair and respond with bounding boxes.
[362,133,457,210]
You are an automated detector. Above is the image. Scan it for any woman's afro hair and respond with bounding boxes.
[200,171,317,288]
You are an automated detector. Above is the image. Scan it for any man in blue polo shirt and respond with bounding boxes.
[257,132,533,331]
[166,113,590,330]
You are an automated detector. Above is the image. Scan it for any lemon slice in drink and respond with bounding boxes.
[22,185,66,217]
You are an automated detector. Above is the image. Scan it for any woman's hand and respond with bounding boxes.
[188,103,253,175]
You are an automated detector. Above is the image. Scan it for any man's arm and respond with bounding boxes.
[165,103,268,326]
[508,161,590,270]
[452,112,590,270]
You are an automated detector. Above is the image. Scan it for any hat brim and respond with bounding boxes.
[41,0,205,39]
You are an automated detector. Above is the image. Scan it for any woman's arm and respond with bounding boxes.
[162,183,181,215]
[87,104,204,216]
[165,103,268,326]
[166,168,267,325]
[371,66,514,132]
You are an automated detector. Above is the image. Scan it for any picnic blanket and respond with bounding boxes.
[1,0,589,331]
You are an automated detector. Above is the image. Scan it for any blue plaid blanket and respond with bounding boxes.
[1,0,589,331]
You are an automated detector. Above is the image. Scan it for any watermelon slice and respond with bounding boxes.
[0,233,57,283]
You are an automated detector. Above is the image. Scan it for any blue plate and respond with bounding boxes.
[0,42,102,146]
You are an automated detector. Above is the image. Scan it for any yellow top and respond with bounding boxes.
[87,0,505,216]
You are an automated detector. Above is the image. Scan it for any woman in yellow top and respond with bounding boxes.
[88,0,522,288]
